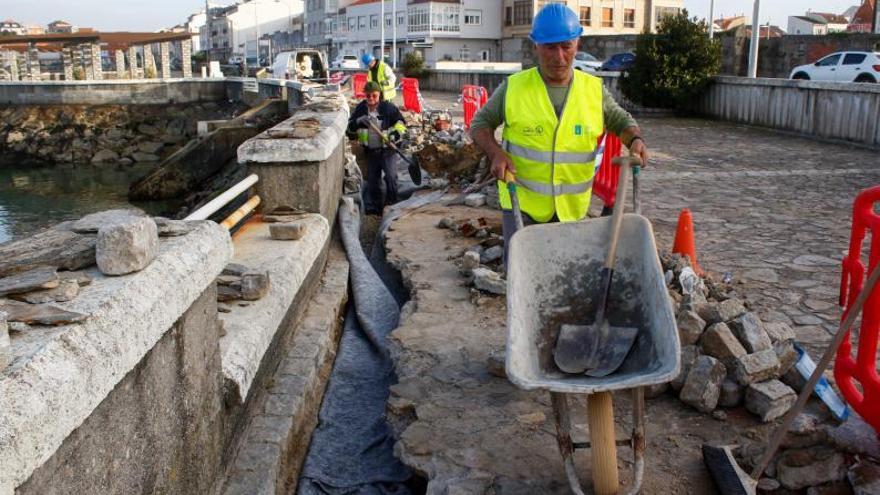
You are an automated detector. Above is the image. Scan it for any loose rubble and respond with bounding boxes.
[96,216,159,276]
[214,263,271,304]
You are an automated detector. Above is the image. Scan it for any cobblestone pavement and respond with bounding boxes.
[636,117,880,356]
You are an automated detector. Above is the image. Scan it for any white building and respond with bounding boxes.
[202,0,303,62]
[0,19,27,36]
[787,16,827,35]
[500,0,683,62]
[334,0,502,66]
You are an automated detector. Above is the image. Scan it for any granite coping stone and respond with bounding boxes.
[219,214,330,403]
[0,220,232,493]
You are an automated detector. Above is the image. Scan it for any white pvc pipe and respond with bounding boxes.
[185,174,259,221]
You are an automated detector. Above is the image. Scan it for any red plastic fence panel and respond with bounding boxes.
[401,78,422,113]
[591,133,623,207]
[352,73,367,99]
[836,185,880,433]
[462,85,488,129]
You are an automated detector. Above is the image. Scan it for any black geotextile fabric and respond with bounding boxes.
[297,188,445,495]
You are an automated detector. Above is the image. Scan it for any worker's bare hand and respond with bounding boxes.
[490,151,516,181]
[630,139,649,168]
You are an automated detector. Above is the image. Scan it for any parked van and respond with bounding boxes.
[269,50,328,81]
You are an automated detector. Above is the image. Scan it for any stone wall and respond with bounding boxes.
[0,79,227,106]
[719,31,880,78]
[18,286,225,495]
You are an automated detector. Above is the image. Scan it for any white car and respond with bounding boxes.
[332,55,360,69]
[573,51,602,72]
[790,51,880,83]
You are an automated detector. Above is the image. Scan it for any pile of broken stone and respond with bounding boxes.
[662,253,880,493]
[436,215,507,295]
[0,209,198,369]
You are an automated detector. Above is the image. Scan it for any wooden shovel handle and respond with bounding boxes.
[605,156,641,269]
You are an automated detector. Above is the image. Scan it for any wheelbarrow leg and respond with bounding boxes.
[551,392,586,495]
[628,387,646,495]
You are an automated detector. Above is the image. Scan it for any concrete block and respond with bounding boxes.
[679,355,726,413]
[733,349,780,385]
[699,322,746,366]
[746,379,796,422]
[677,310,706,345]
[729,312,772,353]
[671,344,700,391]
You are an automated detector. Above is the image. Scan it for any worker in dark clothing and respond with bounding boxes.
[347,81,408,214]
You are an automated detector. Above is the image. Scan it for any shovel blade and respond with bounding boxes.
[408,155,422,185]
[584,324,639,377]
[554,323,602,374]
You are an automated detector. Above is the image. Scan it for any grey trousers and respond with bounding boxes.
[502,209,558,271]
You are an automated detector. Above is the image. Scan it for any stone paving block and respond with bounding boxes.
[269,222,306,240]
[96,217,158,275]
[694,298,746,324]
[764,321,796,343]
[777,446,847,490]
[679,355,726,413]
[774,339,798,376]
[733,349,780,385]
[677,310,706,345]
[746,379,796,422]
[699,322,746,366]
[671,344,701,391]
[729,312,772,353]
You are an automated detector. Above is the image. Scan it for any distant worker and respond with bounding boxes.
[470,3,649,251]
[361,53,397,101]
[347,81,407,214]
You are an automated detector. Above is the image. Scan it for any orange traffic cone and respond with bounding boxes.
[672,208,703,275]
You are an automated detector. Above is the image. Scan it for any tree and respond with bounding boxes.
[400,51,428,79]
[620,10,720,110]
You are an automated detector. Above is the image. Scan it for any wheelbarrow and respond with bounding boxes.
[505,163,679,495]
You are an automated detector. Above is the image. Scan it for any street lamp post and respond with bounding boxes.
[380,0,385,61]
[708,0,715,38]
[747,0,761,78]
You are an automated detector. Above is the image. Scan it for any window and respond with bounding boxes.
[431,4,460,32]
[349,17,356,30]
[505,6,512,26]
[513,1,532,26]
[816,54,841,67]
[459,45,470,61]
[843,53,867,65]
[408,6,429,32]
[579,7,591,26]
[397,12,405,25]
[624,9,635,28]
[386,13,392,27]
[358,16,366,29]
[464,9,482,25]
[602,7,613,27]
[480,49,489,61]
[370,15,378,28]
[654,6,679,24]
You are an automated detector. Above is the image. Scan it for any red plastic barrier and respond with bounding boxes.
[352,73,367,99]
[462,85,488,129]
[401,78,422,113]
[591,133,624,207]
[836,185,880,432]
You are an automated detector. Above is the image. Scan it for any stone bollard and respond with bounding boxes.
[0,311,11,370]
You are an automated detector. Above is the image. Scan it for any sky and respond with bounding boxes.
[2,0,867,32]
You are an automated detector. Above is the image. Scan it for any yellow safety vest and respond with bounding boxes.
[498,67,604,223]
[367,61,397,101]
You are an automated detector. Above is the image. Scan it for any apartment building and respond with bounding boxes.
[304,0,341,56]
[332,0,502,66]
[202,0,303,63]
[500,0,682,61]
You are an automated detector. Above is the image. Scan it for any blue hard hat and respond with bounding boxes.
[361,53,375,66]
[530,3,583,44]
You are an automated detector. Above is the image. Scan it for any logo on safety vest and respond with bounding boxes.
[522,125,545,137]
[574,124,583,136]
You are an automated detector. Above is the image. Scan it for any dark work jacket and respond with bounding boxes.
[345,100,405,141]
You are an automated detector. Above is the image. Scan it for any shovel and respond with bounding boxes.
[554,155,642,377]
[365,119,422,186]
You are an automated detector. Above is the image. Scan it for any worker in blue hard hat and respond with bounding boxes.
[361,53,397,101]
[470,3,649,261]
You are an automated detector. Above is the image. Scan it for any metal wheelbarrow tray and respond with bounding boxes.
[506,213,680,394]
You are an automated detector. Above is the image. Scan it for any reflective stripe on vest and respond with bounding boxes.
[368,61,397,100]
[498,67,604,223]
